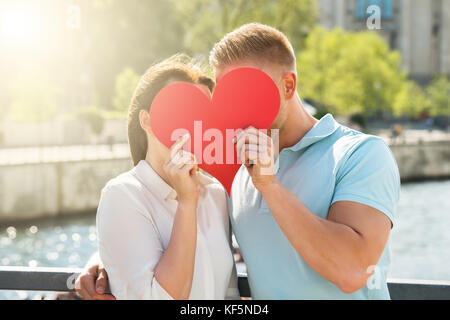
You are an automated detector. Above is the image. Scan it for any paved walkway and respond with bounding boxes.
[1,129,449,166]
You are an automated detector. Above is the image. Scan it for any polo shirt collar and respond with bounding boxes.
[286,113,339,152]
[273,114,339,173]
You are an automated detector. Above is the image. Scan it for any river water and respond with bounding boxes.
[1,180,449,299]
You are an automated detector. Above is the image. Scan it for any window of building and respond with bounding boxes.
[356,0,393,20]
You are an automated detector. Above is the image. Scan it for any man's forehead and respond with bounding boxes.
[214,61,287,84]
[214,61,263,82]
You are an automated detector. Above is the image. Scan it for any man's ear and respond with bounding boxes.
[139,109,152,133]
[281,72,297,100]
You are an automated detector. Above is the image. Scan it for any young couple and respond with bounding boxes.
[75,23,400,300]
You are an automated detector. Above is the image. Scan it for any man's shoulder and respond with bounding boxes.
[331,124,399,186]
[331,124,391,160]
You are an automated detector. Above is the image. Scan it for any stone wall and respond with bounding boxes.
[390,140,450,181]
[0,118,127,148]
[0,159,132,223]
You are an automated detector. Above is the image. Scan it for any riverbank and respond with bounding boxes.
[0,138,449,223]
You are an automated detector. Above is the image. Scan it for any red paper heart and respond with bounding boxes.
[149,67,280,194]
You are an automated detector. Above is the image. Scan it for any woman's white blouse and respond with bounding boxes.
[96,160,239,300]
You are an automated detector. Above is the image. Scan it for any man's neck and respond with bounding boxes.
[277,94,318,151]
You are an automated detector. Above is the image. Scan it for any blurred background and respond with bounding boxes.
[0,0,449,299]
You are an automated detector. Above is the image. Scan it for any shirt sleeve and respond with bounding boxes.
[331,137,401,226]
[96,184,174,300]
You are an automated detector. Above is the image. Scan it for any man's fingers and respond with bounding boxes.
[239,144,273,167]
[89,270,116,300]
[76,287,93,300]
[236,127,270,143]
[236,133,258,156]
[75,276,92,299]
[95,293,116,301]
[95,269,108,294]
[75,275,96,300]
[238,142,269,161]
[235,128,271,157]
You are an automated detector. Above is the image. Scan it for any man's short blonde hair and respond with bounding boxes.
[209,23,296,70]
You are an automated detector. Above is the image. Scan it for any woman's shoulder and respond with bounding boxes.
[96,168,157,232]
[99,168,146,210]
[102,167,141,194]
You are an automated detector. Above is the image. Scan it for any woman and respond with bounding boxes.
[96,55,239,300]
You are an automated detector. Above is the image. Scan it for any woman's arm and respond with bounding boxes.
[153,200,197,299]
[153,133,200,299]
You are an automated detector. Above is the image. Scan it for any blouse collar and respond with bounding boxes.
[134,160,215,201]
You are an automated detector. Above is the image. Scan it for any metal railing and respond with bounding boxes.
[1,266,450,299]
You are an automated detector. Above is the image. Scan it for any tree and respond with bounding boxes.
[297,27,406,116]
[172,0,318,56]
[82,0,185,107]
[113,67,140,116]
[7,77,58,122]
[393,81,429,118]
[76,105,105,138]
[426,75,450,117]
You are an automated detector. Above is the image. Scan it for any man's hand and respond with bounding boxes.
[235,126,277,191]
[75,253,115,300]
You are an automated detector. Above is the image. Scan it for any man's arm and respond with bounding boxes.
[259,183,391,293]
[236,127,395,293]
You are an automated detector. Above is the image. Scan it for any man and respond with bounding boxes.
[76,23,400,300]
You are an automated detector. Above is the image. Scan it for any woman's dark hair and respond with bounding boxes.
[128,54,215,166]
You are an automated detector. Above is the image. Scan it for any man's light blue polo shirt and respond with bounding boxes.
[230,114,400,299]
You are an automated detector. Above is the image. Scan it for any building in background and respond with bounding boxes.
[318,0,450,84]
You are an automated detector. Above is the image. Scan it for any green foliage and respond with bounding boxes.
[426,75,450,117]
[173,0,318,56]
[75,105,105,136]
[393,81,429,118]
[349,113,368,129]
[298,27,406,116]
[113,67,140,115]
[7,78,59,122]
[83,0,185,107]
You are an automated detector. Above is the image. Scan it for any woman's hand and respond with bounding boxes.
[163,133,199,203]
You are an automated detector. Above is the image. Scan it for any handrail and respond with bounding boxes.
[1,266,450,299]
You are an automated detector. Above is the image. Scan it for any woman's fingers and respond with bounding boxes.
[169,133,190,161]
[181,162,197,175]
